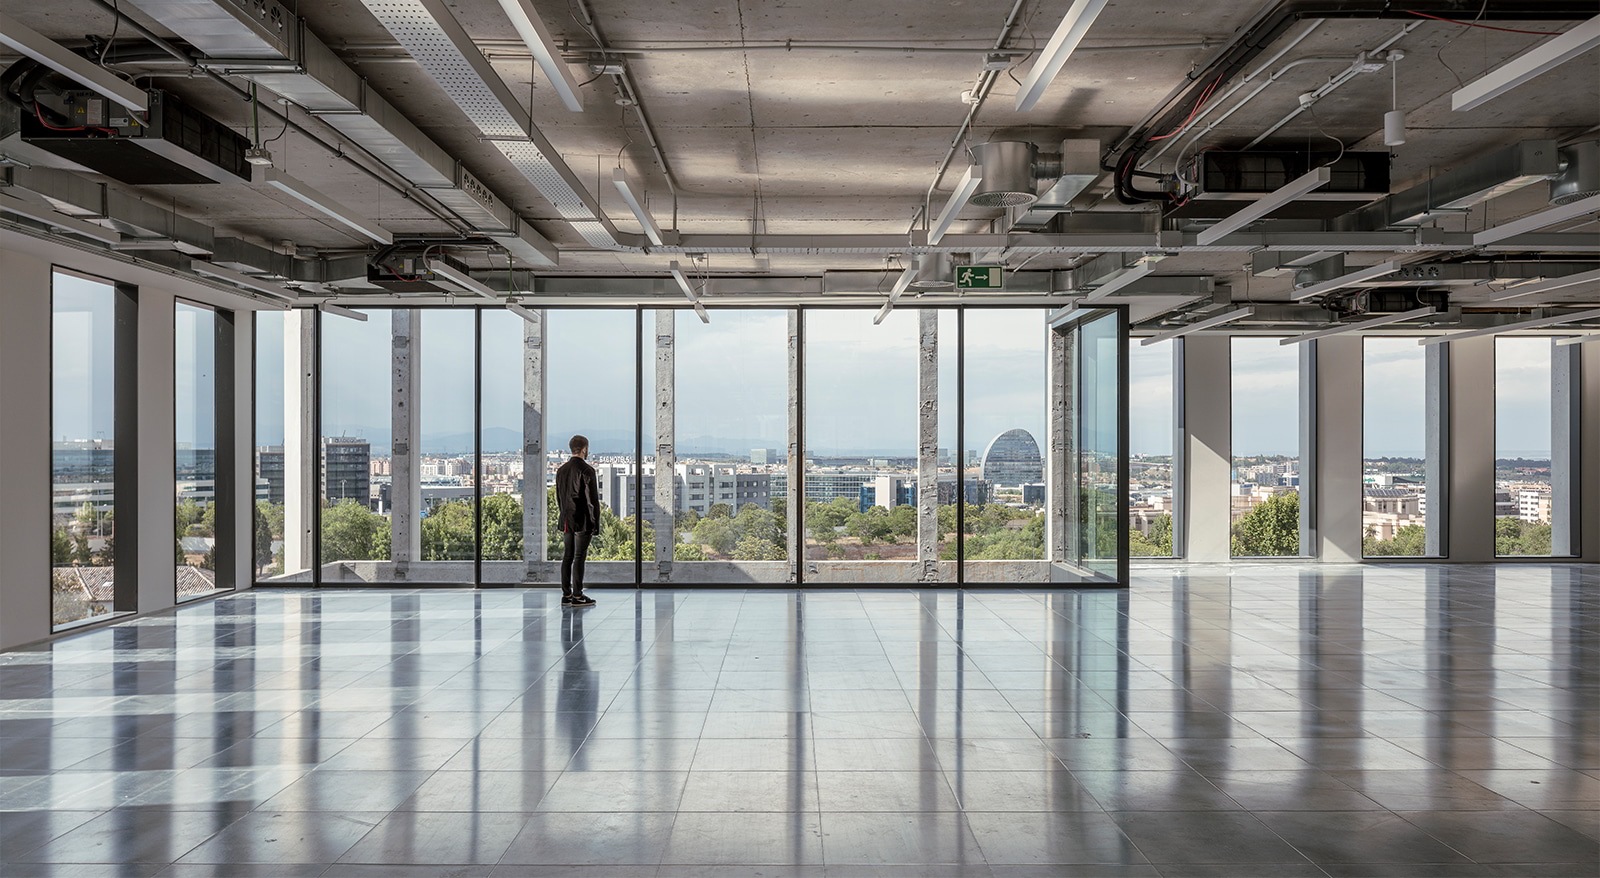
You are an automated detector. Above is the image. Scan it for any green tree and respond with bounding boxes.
[321,499,388,562]
[707,502,732,520]
[1365,523,1426,557]
[51,527,73,565]
[1495,517,1551,556]
[693,515,739,556]
[480,493,523,560]
[770,496,786,524]
[422,499,474,560]
[72,534,91,565]
[886,504,917,540]
[1231,491,1300,557]
[674,543,707,561]
[848,507,893,546]
[1129,515,1174,557]
[253,503,275,573]
[732,534,784,561]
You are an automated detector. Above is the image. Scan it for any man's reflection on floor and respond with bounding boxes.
[559,608,600,767]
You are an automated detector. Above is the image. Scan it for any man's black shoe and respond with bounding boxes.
[568,594,596,607]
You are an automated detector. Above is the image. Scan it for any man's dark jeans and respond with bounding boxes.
[561,530,594,596]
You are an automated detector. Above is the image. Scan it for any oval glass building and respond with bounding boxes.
[980,428,1044,488]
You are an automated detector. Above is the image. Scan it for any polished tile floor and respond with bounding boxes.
[1,565,1596,877]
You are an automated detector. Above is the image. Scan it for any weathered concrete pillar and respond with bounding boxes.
[1312,337,1362,562]
[1047,324,1070,566]
[786,309,803,581]
[654,309,676,580]
[1298,341,1319,558]
[1446,337,1495,563]
[390,310,421,577]
[283,309,316,574]
[522,309,548,576]
[1182,334,1233,562]
[916,309,939,581]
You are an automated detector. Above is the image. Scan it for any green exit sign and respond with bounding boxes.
[956,265,1004,290]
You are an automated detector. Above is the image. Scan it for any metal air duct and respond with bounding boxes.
[907,253,955,289]
[1550,140,1600,206]
[969,141,1043,208]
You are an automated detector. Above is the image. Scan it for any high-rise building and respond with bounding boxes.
[981,429,1044,488]
[750,448,779,464]
[256,446,285,505]
[321,437,371,507]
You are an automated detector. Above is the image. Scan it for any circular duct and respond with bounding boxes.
[968,141,1040,208]
[1549,140,1600,206]
[908,253,955,289]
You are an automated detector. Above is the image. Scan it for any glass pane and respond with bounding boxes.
[51,272,120,628]
[320,309,390,576]
[1128,339,1175,557]
[418,309,476,579]
[1077,311,1121,578]
[672,310,788,571]
[1363,338,1432,557]
[1495,337,1554,557]
[481,308,528,581]
[1230,337,1302,557]
[254,311,291,581]
[964,309,1048,580]
[175,301,220,597]
[803,309,919,581]
[547,310,642,583]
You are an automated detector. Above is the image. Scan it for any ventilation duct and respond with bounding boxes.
[1550,140,1599,206]
[968,141,1073,208]
[907,253,955,289]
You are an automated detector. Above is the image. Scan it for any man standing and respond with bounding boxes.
[555,434,600,607]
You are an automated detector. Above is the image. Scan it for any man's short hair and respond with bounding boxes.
[569,434,589,454]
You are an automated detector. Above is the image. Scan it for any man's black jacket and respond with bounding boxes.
[555,456,601,534]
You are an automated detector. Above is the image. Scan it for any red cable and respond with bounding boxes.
[1405,11,1566,36]
[1148,75,1223,142]
[32,101,86,131]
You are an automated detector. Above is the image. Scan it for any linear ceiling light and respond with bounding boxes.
[1279,306,1439,345]
[0,193,123,245]
[427,261,499,299]
[669,261,699,303]
[1196,167,1331,246]
[189,261,298,301]
[613,169,664,246]
[1418,306,1600,346]
[1473,193,1600,247]
[1014,0,1111,111]
[1290,260,1399,301]
[1141,306,1255,346]
[493,0,586,112]
[693,302,710,324]
[928,166,984,245]
[872,267,919,325]
[1083,262,1154,302]
[506,301,539,323]
[316,303,369,322]
[262,170,394,245]
[0,14,149,112]
[1555,332,1600,345]
[1452,15,1600,111]
[1488,266,1600,303]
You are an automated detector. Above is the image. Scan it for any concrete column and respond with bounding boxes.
[786,309,802,581]
[1446,337,1495,563]
[282,309,315,574]
[916,309,938,581]
[1298,342,1319,557]
[1182,334,1233,562]
[1580,343,1598,563]
[137,286,176,614]
[1313,337,1363,562]
[231,315,254,591]
[1047,325,1070,565]
[389,310,421,577]
[1425,344,1449,558]
[0,246,54,649]
[654,309,676,580]
[1169,339,1188,556]
[1551,340,1580,558]
[522,309,547,574]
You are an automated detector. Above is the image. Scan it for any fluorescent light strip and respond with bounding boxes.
[1488,266,1600,302]
[189,261,298,300]
[0,193,123,245]
[1014,0,1112,111]
[1555,332,1600,346]
[1290,260,1399,301]
[1082,262,1154,302]
[1141,306,1255,346]
[0,14,149,112]
[1279,306,1439,345]
[1452,15,1600,111]
[1195,167,1331,246]
[317,303,369,322]
[928,167,984,245]
[1418,306,1600,346]
[693,302,710,324]
[427,261,500,299]
[1473,193,1600,246]
[506,302,540,323]
[494,0,585,112]
[873,300,895,325]
[262,170,394,244]
[887,267,915,303]
[669,261,698,303]
[612,169,664,246]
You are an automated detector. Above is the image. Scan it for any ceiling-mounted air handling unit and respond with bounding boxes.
[1171,150,1390,220]
[967,141,1068,208]
[1550,140,1599,206]
[366,250,474,293]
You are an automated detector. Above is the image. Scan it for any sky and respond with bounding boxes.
[250,305,1557,462]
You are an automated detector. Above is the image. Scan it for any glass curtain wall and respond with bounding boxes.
[1363,338,1434,557]
[672,310,789,571]
[1128,338,1176,556]
[254,311,292,580]
[1494,337,1560,557]
[480,308,528,581]
[174,301,220,596]
[418,309,477,581]
[320,309,390,577]
[803,308,923,581]
[1230,337,1303,557]
[963,309,1049,579]
[50,271,125,627]
[1071,309,1125,580]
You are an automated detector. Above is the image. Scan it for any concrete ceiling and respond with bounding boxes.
[3,0,1598,323]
